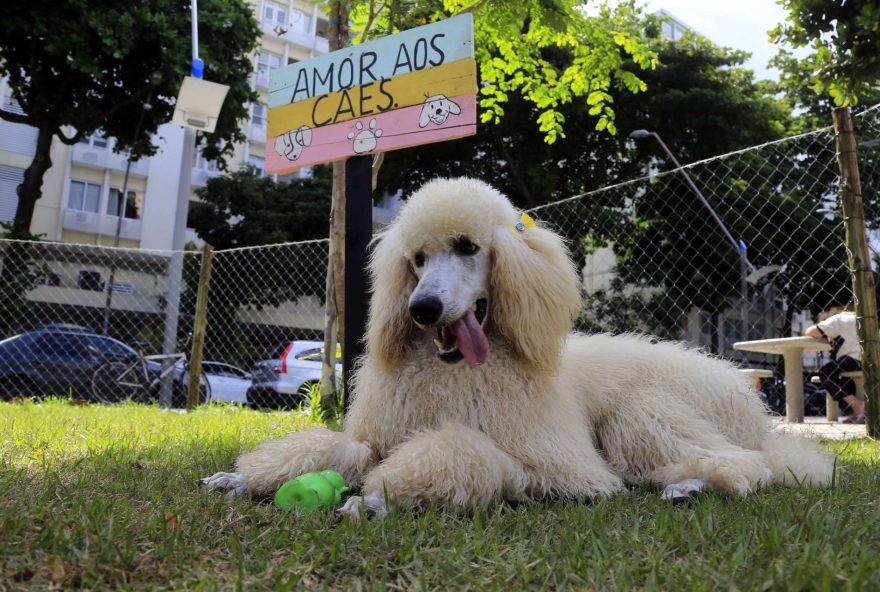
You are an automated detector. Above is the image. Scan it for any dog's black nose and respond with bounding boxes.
[410,296,443,325]
[436,108,443,115]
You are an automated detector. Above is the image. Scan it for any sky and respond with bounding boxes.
[626,0,808,81]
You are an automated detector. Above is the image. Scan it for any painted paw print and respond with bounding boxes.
[348,119,383,154]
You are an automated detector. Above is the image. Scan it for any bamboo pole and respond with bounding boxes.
[832,107,880,437]
[187,243,214,410]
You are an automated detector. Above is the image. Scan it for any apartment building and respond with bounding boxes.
[0,0,330,251]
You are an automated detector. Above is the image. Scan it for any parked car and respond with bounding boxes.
[200,361,251,404]
[0,324,158,401]
[247,341,341,408]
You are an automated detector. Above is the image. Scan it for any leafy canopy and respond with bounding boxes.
[347,0,657,142]
[0,0,260,162]
[771,0,880,106]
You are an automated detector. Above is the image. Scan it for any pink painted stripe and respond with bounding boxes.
[265,94,476,175]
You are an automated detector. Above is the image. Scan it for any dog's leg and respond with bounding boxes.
[335,491,389,523]
[200,427,376,496]
[197,471,249,498]
[660,478,706,504]
[351,425,529,518]
[598,395,772,498]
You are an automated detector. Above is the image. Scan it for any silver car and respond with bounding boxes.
[247,341,341,408]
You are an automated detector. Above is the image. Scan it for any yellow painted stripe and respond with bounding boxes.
[267,58,476,136]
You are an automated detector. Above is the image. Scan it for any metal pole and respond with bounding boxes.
[159,126,197,407]
[191,0,199,63]
[650,133,753,274]
[343,155,372,411]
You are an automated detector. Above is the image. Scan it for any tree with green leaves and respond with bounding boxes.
[378,28,791,208]
[0,0,260,237]
[188,166,333,364]
[771,0,880,107]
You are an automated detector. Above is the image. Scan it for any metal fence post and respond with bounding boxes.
[832,106,880,436]
[187,243,214,410]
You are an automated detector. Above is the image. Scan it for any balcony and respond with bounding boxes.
[62,208,142,241]
[260,21,328,54]
[71,143,149,176]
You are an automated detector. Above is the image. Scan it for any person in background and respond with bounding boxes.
[805,307,866,424]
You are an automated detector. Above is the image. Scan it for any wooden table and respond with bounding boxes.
[733,336,830,422]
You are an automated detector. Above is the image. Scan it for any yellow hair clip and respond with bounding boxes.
[515,213,537,232]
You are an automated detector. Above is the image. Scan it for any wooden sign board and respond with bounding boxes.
[266,13,476,174]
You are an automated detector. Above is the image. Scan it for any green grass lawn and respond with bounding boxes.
[2,399,879,591]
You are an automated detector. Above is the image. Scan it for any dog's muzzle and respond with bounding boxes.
[433,298,489,365]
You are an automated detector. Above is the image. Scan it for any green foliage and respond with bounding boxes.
[191,166,333,249]
[0,0,260,231]
[0,0,259,162]
[189,166,333,364]
[343,0,657,143]
[771,0,880,106]
[378,28,791,208]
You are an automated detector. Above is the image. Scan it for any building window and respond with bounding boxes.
[192,146,219,172]
[68,180,101,213]
[290,7,311,34]
[315,18,329,39]
[107,188,143,219]
[252,103,267,127]
[248,155,265,176]
[263,0,287,29]
[256,50,282,87]
[78,133,109,148]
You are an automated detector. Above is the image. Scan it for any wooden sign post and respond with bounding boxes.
[267,14,476,404]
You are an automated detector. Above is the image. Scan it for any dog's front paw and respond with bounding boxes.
[335,491,388,523]
[198,471,249,498]
[661,478,706,504]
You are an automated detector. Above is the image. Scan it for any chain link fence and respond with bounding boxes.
[533,106,880,370]
[1,106,878,410]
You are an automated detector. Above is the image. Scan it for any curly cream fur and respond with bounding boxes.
[230,177,833,509]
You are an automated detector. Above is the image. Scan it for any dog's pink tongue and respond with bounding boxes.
[451,309,490,365]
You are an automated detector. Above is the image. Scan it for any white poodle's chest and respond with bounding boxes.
[355,352,540,456]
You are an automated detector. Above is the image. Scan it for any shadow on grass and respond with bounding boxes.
[2,406,880,590]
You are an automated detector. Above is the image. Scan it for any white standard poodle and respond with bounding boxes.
[200,177,834,520]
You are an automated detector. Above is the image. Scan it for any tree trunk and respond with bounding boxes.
[321,0,350,402]
[12,125,54,236]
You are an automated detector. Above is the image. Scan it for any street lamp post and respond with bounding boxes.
[157,0,230,406]
[630,129,756,350]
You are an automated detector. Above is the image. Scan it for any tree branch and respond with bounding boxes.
[459,0,490,14]
[356,0,388,44]
[55,127,85,145]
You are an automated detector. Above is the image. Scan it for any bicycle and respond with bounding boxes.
[91,342,211,406]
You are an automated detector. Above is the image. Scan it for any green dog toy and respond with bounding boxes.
[274,470,349,514]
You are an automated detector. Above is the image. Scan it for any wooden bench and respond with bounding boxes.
[810,370,864,421]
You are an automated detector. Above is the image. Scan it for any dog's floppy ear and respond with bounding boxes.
[448,99,461,115]
[418,104,431,128]
[365,226,415,371]
[490,223,581,374]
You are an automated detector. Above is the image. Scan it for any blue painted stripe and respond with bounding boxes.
[268,13,473,109]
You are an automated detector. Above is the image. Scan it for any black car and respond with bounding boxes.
[0,324,156,401]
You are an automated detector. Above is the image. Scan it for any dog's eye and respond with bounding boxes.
[455,238,479,256]
[414,252,425,267]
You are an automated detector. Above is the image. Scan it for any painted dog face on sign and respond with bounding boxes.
[275,125,313,161]
[419,95,462,128]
